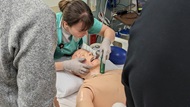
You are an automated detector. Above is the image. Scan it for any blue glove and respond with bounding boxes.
[63,58,91,76]
[100,38,111,63]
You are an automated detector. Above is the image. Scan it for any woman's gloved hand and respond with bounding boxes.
[63,58,91,76]
[100,38,111,63]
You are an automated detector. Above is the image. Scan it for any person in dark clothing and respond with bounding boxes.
[122,0,190,107]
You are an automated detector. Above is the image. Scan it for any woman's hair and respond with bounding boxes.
[59,0,94,31]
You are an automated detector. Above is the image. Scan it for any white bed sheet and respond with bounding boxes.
[57,92,77,107]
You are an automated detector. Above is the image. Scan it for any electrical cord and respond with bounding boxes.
[98,12,110,26]
[98,0,110,26]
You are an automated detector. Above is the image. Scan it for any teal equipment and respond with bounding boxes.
[100,50,105,74]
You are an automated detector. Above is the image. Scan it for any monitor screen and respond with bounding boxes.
[137,0,147,13]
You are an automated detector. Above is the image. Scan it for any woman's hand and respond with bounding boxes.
[100,38,111,63]
[63,58,91,76]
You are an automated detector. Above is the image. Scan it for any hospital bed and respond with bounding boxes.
[54,37,128,107]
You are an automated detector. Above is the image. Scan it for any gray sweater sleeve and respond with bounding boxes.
[15,7,57,107]
[0,0,57,107]
[19,14,56,106]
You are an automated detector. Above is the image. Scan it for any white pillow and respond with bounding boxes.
[55,60,118,98]
[56,71,83,98]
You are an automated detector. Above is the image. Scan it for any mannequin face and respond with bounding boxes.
[72,49,100,67]
[63,21,88,38]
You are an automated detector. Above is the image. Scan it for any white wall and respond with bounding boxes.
[43,0,60,7]
[43,0,87,7]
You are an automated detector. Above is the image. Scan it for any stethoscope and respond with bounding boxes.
[59,43,64,49]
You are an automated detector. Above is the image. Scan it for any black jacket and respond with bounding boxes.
[122,0,190,107]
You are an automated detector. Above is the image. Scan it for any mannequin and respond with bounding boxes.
[72,49,126,107]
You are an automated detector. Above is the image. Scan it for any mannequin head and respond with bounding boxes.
[72,49,100,67]
[72,49,100,78]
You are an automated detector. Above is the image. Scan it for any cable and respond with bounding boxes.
[104,0,108,15]
[98,12,110,25]
[98,0,110,26]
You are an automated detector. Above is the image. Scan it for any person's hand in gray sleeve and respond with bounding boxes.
[63,58,91,75]
[100,37,111,63]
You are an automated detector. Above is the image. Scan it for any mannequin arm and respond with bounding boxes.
[55,62,64,71]
[76,87,94,107]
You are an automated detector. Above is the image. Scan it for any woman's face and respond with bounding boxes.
[66,21,88,38]
[72,49,100,67]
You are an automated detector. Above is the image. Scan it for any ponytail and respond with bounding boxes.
[58,0,71,12]
[58,0,94,30]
